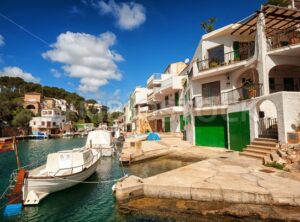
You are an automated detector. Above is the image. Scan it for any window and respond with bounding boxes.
[33,121,36,125]
[165,96,169,106]
[48,111,52,115]
[208,45,224,64]
[53,122,56,126]
[269,78,275,90]
[156,103,161,110]
[41,121,45,126]
[202,81,221,106]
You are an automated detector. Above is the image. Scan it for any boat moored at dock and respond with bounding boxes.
[86,130,115,157]
[23,148,101,205]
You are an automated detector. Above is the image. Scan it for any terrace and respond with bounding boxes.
[192,84,263,109]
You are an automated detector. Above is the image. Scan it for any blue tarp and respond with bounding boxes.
[147,132,161,141]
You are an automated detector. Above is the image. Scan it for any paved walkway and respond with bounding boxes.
[116,151,300,207]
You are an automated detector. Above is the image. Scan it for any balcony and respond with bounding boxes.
[267,28,300,56]
[160,75,185,94]
[197,47,254,73]
[193,84,262,109]
[147,73,161,88]
[270,84,300,94]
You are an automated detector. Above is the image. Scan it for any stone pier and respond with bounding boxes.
[115,154,300,220]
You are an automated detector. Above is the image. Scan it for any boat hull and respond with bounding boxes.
[23,158,100,205]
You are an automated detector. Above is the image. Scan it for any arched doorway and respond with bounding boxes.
[256,99,278,139]
[236,68,259,88]
[269,65,300,93]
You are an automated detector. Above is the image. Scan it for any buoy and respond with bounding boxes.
[3,203,22,217]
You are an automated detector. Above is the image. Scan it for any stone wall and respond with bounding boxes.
[0,127,31,137]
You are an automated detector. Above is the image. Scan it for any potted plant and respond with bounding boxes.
[248,85,257,98]
[209,60,219,68]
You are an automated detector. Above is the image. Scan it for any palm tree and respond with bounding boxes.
[201,17,216,33]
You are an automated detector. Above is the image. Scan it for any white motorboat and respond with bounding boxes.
[23,148,101,205]
[85,130,115,157]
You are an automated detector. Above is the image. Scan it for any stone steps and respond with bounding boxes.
[240,138,279,160]
[251,140,277,148]
[240,151,266,159]
[246,145,278,151]
[255,138,278,143]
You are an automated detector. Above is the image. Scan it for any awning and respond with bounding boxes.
[231,5,300,37]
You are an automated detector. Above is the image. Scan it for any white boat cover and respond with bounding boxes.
[85,130,112,148]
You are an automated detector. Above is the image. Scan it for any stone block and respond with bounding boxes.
[271,151,280,162]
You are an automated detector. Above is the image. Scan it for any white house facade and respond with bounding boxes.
[183,5,300,152]
[30,108,66,135]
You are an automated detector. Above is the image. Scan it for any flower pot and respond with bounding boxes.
[287,131,300,144]
[248,89,257,98]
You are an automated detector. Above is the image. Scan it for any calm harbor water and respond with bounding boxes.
[0,138,191,221]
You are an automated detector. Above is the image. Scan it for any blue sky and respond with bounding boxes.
[0,0,265,109]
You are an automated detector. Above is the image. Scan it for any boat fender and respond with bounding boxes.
[3,203,22,217]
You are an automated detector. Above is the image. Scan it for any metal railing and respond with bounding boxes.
[193,84,262,108]
[270,84,300,94]
[267,28,300,51]
[258,118,278,139]
[197,48,254,72]
[53,151,101,176]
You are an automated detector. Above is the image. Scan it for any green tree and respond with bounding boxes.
[201,17,217,33]
[265,0,290,6]
[107,111,123,126]
[86,99,97,104]
[66,110,79,122]
[92,114,100,127]
[12,109,34,127]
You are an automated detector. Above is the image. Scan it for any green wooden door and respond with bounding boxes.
[180,115,184,131]
[229,111,250,151]
[164,117,171,132]
[195,115,228,148]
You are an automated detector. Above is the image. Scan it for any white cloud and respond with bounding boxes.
[0,35,4,47]
[96,0,146,30]
[0,66,40,83]
[50,68,62,78]
[43,31,123,93]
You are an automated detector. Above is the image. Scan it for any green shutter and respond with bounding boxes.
[180,115,184,131]
[175,92,179,106]
[164,117,171,132]
[194,115,228,148]
[229,111,250,151]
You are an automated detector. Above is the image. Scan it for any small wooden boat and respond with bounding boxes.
[125,134,148,143]
[0,137,14,152]
[22,148,101,205]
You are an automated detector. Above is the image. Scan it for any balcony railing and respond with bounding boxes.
[196,48,254,72]
[270,84,300,93]
[147,73,162,85]
[193,84,262,108]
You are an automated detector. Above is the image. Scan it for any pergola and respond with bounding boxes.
[231,5,300,38]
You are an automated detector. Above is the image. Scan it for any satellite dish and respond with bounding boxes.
[184,58,190,64]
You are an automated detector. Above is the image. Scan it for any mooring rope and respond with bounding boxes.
[49,175,127,184]
[0,185,10,200]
